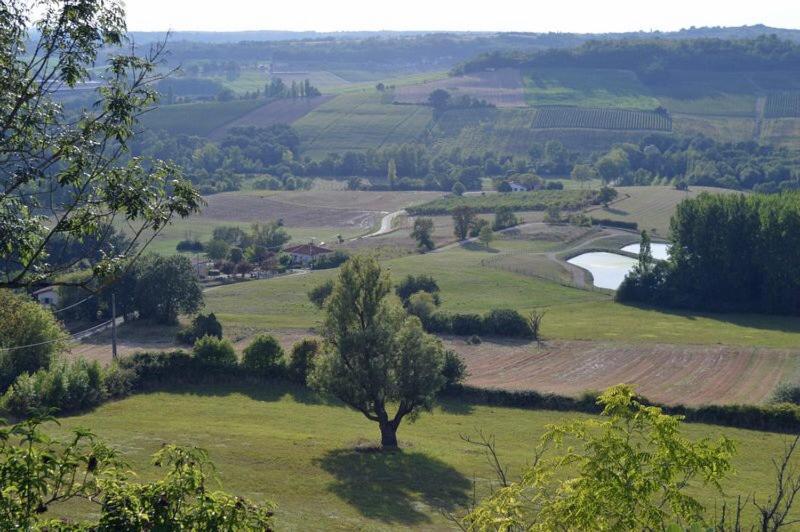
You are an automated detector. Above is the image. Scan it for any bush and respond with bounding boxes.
[590,217,639,230]
[176,239,203,252]
[771,383,800,405]
[307,279,335,308]
[176,313,223,345]
[286,339,320,384]
[469,218,490,238]
[395,274,440,303]
[441,350,468,387]
[406,292,438,322]
[193,336,237,368]
[467,335,482,345]
[312,250,350,270]
[242,334,285,376]
[483,308,533,338]
[0,290,67,392]
[452,313,484,336]
[3,358,105,416]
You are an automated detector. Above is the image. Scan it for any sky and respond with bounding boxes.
[124,0,799,33]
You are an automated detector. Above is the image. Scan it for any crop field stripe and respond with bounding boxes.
[532,106,672,131]
[764,92,800,118]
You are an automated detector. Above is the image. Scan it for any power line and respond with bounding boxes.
[52,294,95,314]
[0,319,113,352]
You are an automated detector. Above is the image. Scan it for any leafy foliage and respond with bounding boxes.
[0,0,201,289]
[0,417,274,530]
[242,334,285,377]
[463,385,735,531]
[310,256,446,448]
[193,336,237,368]
[0,290,67,392]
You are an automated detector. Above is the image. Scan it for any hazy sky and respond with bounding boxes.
[124,0,799,33]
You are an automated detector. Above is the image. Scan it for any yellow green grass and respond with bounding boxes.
[586,185,741,236]
[48,383,799,530]
[523,68,659,110]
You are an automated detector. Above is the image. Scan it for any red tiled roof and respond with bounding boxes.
[284,243,333,256]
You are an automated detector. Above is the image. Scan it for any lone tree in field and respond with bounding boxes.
[452,206,475,241]
[411,217,435,251]
[311,255,446,449]
[478,225,493,248]
[0,0,201,290]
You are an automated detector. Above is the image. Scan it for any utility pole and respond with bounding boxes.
[111,292,117,360]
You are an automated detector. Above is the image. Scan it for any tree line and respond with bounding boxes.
[618,191,800,315]
[456,35,800,78]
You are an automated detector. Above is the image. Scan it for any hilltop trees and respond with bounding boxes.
[411,217,435,251]
[0,0,201,290]
[311,256,446,449]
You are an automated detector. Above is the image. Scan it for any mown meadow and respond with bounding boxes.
[48,381,800,531]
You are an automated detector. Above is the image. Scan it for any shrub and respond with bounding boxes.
[407,292,438,322]
[469,218,490,238]
[483,309,533,338]
[771,383,800,405]
[0,290,67,392]
[287,339,320,384]
[312,250,349,270]
[307,279,334,308]
[193,336,237,368]
[452,313,484,336]
[395,274,440,303]
[467,335,482,345]
[242,334,285,376]
[590,217,638,230]
[176,239,203,252]
[176,313,223,345]
[442,350,468,387]
[3,358,105,416]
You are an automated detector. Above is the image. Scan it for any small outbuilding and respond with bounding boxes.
[32,286,59,308]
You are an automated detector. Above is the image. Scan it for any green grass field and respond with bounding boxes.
[407,189,593,215]
[523,68,659,110]
[205,235,800,348]
[586,185,741,236]
[48,382,799,530]
[293,92,433,158]
[140,99,266,136]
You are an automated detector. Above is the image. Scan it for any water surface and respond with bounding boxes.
[567,252,638,290]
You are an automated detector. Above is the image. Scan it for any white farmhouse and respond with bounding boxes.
[284,243,333,266]
[32,286,59,308]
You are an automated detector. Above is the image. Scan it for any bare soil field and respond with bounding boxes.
[208,95,335,140]
[74,322,797,407]
[394,69,526,108]
[199,190,442,229]
[445,337,799,406]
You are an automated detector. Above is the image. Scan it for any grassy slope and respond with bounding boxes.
[523,67,659,109]
[49,383,797,530]
[205,237,800,348]
[140,99,265,136]
[586,185,741,236]
[293,92,433,158]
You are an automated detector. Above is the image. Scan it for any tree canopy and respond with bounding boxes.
[0,0,201,289]
[310,256,446,448]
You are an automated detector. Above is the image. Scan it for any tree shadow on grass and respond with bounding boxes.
[314,448,471,525]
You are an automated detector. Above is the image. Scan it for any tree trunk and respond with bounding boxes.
[379,421,398,449]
